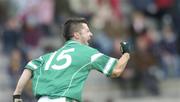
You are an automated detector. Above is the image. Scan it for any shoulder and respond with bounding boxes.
[38,51,55,61]
[79,44,98,51]
[79,44,99,54]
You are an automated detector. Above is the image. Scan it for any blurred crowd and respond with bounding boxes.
[0,0,180,102]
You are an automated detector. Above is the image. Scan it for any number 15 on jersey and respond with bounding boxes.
[45,48,75,70]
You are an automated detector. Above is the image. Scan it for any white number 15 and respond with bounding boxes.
[45,48,75,70]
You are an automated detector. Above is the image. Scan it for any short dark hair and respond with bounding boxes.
[63,18,88,40]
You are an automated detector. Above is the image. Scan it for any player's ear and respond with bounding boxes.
[73,32,80,39]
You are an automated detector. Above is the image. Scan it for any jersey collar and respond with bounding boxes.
[65,40,81,45]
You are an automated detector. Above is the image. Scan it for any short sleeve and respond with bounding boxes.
[25,56,43,71]
[91,53,117,77]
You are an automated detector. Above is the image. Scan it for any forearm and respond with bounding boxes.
[13,69,32,95]
[111,53,130,77]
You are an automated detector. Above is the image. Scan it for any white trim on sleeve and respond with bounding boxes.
[27,62,38,69]
[91,53,103,62]
[103,58,116,75]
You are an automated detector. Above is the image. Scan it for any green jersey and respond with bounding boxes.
[25,40,117,102]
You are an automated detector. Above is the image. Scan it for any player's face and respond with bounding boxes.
[78,23,93,45]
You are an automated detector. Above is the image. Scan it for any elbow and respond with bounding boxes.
[111,73,121,78]
[111,69,123,78]
[111,64,128,78]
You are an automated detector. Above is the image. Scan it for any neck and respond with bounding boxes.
[71,38,82,44]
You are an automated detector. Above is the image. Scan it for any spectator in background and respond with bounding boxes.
[22,20,42,48]
[130,0,155,14]
[91,30,114,56]
[130,34,160,96]
[128,11,147,51]
[171,0,180,56]
[20,20,44,62]
[8,48,24,88]
[8,48,36,102]
[68,0,97,20]
[2,18,22,54]
[159,24,179,77]
[155,0,174,20]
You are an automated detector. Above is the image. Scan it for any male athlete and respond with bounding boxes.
[13,18,130,102]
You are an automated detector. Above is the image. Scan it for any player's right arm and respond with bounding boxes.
[111,41,130,78]
[13,55,43,102]
[13,68,32,102]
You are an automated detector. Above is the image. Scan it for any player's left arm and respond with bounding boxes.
[111,53,130,78]
[13,68,32,102]
[111,41,130,78]
[90,41,130,77]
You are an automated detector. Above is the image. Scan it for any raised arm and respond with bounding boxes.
[111,42,130,78]
[13,68,32,102]
[111,53,130,77]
